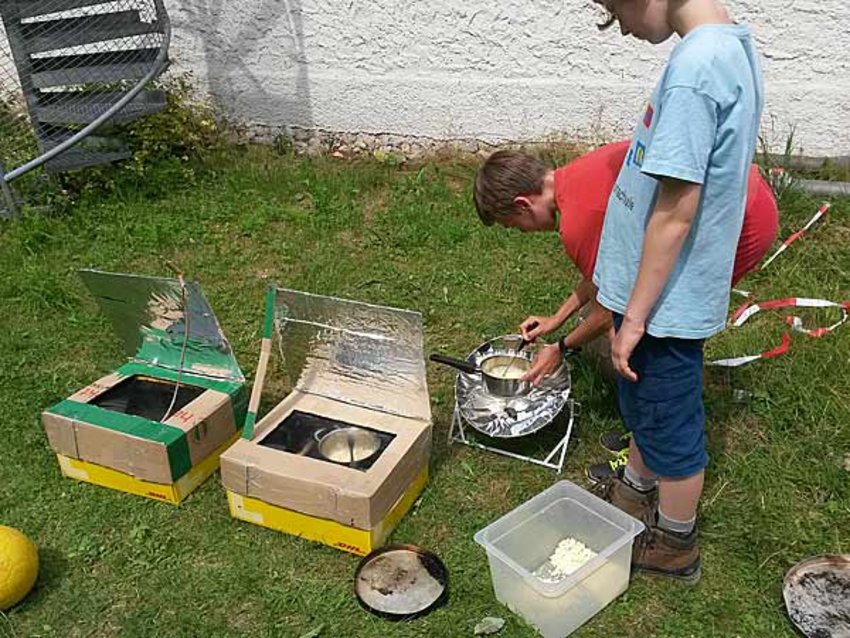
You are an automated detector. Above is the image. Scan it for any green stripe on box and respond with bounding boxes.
[47,399,192,480]
[47,361,245,481]
[231,386,248,423]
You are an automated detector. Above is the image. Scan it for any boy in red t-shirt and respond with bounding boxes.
[473,142,778,479]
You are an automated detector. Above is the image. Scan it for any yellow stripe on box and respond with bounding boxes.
[56,431,239,504]
[226,465,429,556]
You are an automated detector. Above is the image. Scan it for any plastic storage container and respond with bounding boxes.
[474,481,644,638]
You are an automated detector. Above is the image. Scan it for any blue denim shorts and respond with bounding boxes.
[613,313,708,478]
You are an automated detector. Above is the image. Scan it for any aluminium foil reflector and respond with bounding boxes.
[79,268,243,382]
[273,289,429,422]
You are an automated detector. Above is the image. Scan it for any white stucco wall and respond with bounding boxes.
[4,1,848,155]
[162,0,848,155]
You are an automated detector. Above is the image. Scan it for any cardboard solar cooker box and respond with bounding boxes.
[41,269,247,503]
[221,288,432,556]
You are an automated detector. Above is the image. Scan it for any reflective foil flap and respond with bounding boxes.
[79,269,244,382]
[274,289,430,422]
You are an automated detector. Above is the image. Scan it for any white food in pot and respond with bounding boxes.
[482,357,531,380]
[323,440,379,462]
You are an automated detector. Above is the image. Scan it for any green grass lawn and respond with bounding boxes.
[1,145,848,638]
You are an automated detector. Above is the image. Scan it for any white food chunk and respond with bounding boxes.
[534,537,597,583]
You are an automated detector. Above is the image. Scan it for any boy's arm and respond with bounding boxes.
[557,278,596,320]
[612,177,702,381]
[553,278,596,323]
[563,298,611,348]
[523,286,609,386]
[521,278,596,340]
[573,277,596,306]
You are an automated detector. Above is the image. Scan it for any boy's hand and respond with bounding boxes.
[521,343,562,386]
[611,315,644,382]
[521,315,558,340]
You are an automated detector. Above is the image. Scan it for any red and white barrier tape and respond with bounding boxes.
[708,201,844,368]
[709,296,849,368]
[760,202,830,270]
[708,332,791,368]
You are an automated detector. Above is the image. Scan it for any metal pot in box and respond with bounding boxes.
[314,427,382,465]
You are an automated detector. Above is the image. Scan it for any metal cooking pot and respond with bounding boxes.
[315,427,382,465]
[430,352,533,398]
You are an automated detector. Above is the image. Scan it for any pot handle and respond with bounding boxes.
[429,353,478,375]
[313,427,329,442]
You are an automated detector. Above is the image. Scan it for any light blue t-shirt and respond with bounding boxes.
[593,24,764,339]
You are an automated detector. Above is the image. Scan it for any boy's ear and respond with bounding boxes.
[513,195,533,213]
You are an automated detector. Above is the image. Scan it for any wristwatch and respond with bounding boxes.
[558,336,581,360]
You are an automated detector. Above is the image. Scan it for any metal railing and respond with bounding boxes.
[0,0,170,216]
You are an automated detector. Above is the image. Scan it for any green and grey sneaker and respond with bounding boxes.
[586,450,629,485]
[599,430,631,455]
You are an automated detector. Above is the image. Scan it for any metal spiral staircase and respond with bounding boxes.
[0,0,171,217]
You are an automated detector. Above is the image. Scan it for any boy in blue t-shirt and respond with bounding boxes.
[590,0,764,583]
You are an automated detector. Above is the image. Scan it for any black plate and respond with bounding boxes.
[354,544,448,621]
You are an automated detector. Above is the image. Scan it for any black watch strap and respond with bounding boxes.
[558,335,568,358]
[558,336,581,360]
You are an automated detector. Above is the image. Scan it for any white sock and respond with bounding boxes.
[657,507,696,535]
[623,464,658,492]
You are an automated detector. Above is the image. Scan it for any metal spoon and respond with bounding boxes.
[496,336,532,377]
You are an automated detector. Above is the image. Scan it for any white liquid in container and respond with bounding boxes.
[482,357,531,380]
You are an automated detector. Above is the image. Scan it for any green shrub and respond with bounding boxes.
[59,73,224,201]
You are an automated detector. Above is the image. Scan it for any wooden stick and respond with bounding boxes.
[242,286,277,440]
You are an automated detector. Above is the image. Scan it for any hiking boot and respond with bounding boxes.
[591,473,656,520]
[586,449,629,485]
[600,430,631,454]
[632,520,701,584]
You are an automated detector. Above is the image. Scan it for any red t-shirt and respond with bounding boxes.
[554,141,779,286]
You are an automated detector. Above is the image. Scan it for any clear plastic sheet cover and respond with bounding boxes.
[274,288,430,422]
[456,336,571,439]
[79,269,244,382]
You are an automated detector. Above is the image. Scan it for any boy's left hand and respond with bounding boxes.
[521,343,562,386]
[611,316,645,382]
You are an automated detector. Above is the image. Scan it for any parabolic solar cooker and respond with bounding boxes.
[443,336,578,472]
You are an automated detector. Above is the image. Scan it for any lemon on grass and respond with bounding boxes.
[0,526,38,610]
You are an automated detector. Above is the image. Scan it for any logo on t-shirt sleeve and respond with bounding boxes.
[643,103,655,128]
[634,142,646,168]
